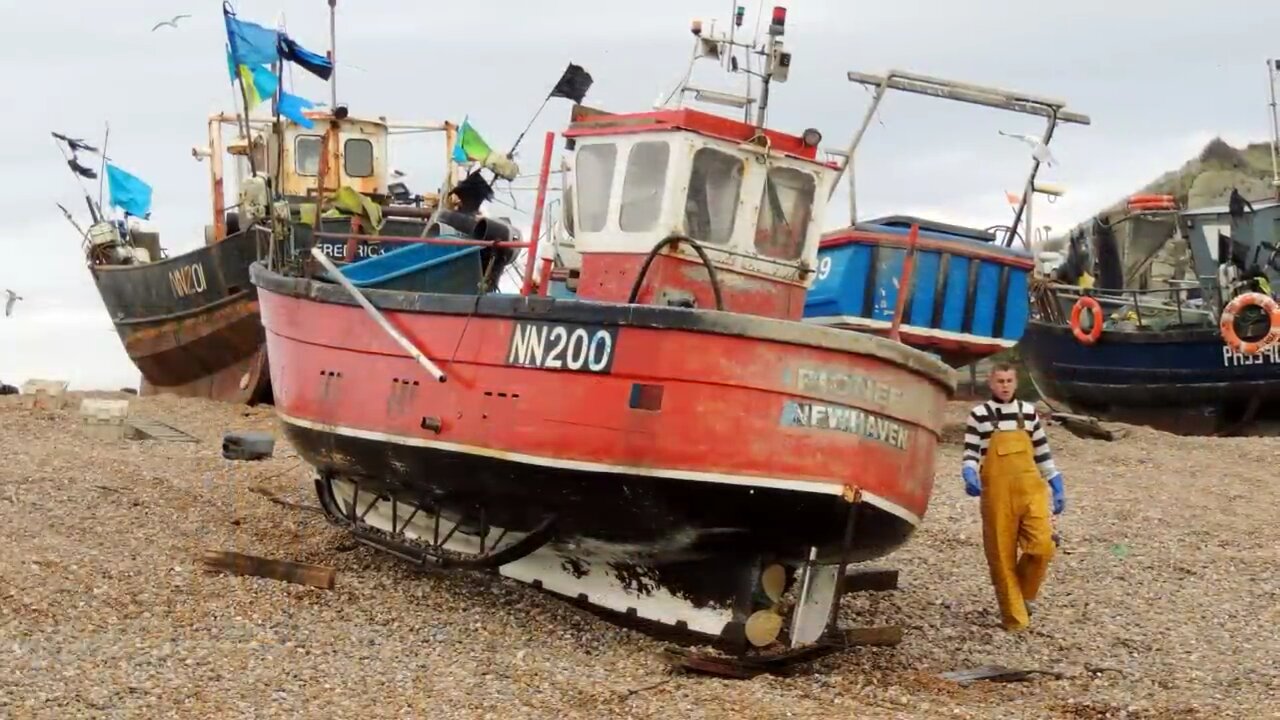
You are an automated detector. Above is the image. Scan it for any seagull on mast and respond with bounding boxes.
[998,130,1058,167]
[151,14,192,31]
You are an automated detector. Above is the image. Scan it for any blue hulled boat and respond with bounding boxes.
[1021,195,1280,435]
[803,216,1036,368]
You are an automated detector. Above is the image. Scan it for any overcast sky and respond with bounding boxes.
[3,0,1279,390]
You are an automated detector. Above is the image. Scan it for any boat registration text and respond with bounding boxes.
[168,262,208,299]
[780,399,910,450]
[507,320,618,374]
[1222,344,1280,367]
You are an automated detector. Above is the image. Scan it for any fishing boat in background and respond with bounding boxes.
[805,217,1035,368]
[254,7,958,657]
[53,4,469,405]
[801,70,1090,368]
[1022,189,1280,435]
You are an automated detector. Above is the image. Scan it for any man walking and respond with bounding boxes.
[961,363,1066,631]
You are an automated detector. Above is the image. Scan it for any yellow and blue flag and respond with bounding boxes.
[221,3,329,128]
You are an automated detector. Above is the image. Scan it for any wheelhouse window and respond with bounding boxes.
[575,143,617,233]
[344,138,374,178]
[754,166,816,260]
[295,135,323,175]
[683,147,742,245]
[619,141,670,232]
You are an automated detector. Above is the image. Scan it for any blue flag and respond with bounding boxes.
[224,11,280,66]
[106,164,153,219]
[279,35,333,81]
[278,91,317,129]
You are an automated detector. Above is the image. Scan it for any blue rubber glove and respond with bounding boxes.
[962,466,981,497]
[1048,472,1066,515]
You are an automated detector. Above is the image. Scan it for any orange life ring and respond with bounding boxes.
[1127,193,1176,204]
[1127,200,1177,213]
[1220,292,1280,355]
[1070,296,1104,345]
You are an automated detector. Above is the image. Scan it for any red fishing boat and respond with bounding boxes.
[253,7,956,656]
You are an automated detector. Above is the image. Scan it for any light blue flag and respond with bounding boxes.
[278,91,316,129]
[106,164,153,219]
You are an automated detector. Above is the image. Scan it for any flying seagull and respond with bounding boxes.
[4,289,22,318]
[998,130,1057,167]
[151,14,191,31]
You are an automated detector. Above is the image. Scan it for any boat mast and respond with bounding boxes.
[328,0,338,109]
[753,7,789,129]
[1268,58,1280,197]
[662,5,791,127]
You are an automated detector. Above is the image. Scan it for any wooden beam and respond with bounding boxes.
[1049,412,1128,441]
[201,550,336,589]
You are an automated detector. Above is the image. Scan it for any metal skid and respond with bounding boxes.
[314,473,881,670]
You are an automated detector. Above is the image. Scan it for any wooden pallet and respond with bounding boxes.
[126,418,199,443]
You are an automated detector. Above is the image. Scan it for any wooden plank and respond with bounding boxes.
[843,567,899,593]
[201,550,335,589]
[832,625,903,647]
[939,664,1066,683]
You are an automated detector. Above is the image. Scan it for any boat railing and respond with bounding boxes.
[1030,277,1217,331]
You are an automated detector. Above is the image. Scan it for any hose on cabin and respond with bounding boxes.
[626,234,725,312]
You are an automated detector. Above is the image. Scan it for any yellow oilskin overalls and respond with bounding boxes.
[978,411,1056,631]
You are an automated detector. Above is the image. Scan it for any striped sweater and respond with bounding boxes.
[961,399,1058,480]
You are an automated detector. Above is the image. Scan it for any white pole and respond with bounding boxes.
[309,247,448,383]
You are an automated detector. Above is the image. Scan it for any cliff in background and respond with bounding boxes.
[1039,139,1279,286]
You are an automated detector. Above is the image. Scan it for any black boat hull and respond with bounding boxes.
[89,228,273,405]
[281,420,913,567]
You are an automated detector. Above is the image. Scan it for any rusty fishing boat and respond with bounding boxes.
[253,7,957,657]
[58,3,466,404]
[548,43,1091,371]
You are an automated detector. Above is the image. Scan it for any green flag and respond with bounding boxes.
[452,117,493,164]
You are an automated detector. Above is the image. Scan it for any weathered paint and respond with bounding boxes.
[279,117,389,198]
[254,267,954,544]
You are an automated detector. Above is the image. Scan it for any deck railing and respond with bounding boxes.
[1030,277,1217,330]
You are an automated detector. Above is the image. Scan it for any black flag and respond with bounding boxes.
[448,170,495,215]
[549,63,593,104]
[67,157,97,179]
[51,132,100,155]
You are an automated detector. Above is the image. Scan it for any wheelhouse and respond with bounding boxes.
[562,106,836,319]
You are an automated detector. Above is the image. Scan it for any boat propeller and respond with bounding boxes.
[744,562,789,647]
